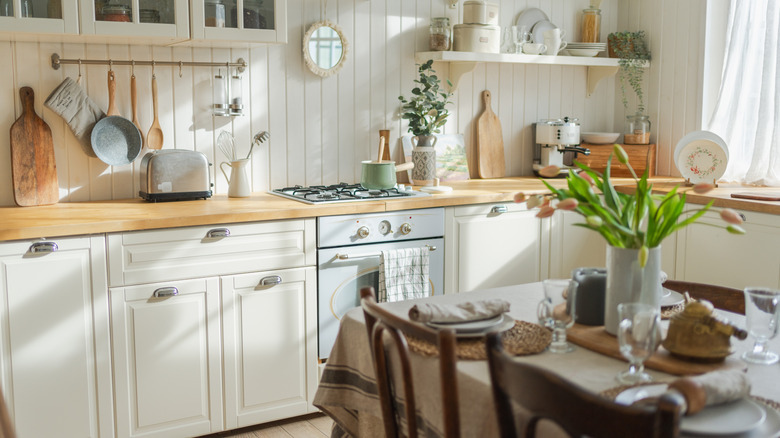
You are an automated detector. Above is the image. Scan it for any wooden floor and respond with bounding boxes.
[200,414,333,438]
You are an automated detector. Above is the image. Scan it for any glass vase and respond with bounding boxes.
[604,245,662,335]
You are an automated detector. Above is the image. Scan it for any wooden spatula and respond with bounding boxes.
[9,87,58,206]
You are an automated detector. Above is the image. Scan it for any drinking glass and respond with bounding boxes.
[742,287,780,365]
[616,302,659,384]
[538,279,578,353]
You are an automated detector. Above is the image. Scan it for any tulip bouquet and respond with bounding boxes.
[514,145,745,266]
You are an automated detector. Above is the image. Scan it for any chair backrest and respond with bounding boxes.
[486,332,684,438]
[0,383,16,438]
[664,280,745,314]
[359,287,460,438]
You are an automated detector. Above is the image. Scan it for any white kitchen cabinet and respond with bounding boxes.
[221,266,317,429]
[445,202,548,294]
[676,209,780,290]
[188,0,287,46]
[0,236,112,438]
[110,278,223,438]
[0,0,80,40]
[78,0,190,44]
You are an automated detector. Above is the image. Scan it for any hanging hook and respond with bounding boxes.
[108,59,113,72]
[77,59,83,84]
[131,60,135,78]
[179,61,183,78]
[151,60,156,79]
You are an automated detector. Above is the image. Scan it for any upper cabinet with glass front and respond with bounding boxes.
[0,0,79,38]
[78,0,190,44]
[189,0,287,46]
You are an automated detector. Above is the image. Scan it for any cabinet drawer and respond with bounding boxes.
[108,219,315,287]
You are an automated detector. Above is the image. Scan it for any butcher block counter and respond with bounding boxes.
[1,177,778,242]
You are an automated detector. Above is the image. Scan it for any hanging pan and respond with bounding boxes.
[91,70,142,166]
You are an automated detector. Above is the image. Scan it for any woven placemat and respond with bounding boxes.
[599,382,780,412]
[661,303,685,320]
[408,320,551,360]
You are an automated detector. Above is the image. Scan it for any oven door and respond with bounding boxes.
[317,237,444,360]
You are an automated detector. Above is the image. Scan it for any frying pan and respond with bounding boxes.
[91,70,143,166]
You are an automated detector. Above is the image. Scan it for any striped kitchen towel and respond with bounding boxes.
[378,247,430,303]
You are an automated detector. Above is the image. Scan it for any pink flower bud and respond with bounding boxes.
[692,183,715,194]
[613,144,629,165]
[513,192,527,203]
[720,208,743,225]
[536,205,556,218]
[539,165,560,178]
[556,198,578,211]
[579,172,594,185]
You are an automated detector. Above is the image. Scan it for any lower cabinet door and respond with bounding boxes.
[111,278,223,438]
[221,267,317,429]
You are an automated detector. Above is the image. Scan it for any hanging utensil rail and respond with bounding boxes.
[50,53,247,73]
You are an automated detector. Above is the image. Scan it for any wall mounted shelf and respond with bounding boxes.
[415,51,649,97]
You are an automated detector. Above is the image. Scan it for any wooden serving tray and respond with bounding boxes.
[566,322,747,376]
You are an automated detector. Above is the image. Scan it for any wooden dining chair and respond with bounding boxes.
[0,384,16,438]
[359,286,461,438]
[664,280,745,314]
[485,331,685,438]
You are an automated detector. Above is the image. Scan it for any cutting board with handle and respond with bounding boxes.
[10,87,58,206]
[476,90,505,178]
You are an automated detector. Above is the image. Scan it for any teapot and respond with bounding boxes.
[663,299,747,362]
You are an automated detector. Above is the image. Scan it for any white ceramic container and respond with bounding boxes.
[463,1,499,25]
[453,24,501,53]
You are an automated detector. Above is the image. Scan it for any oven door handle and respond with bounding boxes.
[335,245,437,260]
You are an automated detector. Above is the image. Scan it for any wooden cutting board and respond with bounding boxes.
[10,87,58,207]
[475,90,505,178]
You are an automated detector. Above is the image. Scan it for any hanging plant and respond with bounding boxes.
[608,31,651,115]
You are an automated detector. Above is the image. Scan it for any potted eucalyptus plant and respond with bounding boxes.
[608,31,652,144]
[398,60,453,185]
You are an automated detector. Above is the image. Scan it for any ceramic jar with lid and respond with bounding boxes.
[102,2,131,22]
[204,0,225,27]
[462,0,498,25]
[429,17,451,51]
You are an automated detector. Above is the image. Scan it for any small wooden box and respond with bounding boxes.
[575,143,656,177]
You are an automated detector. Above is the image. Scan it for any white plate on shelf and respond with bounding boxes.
[531,20,557,46]
[581,132,620,144]
[616,385,769,436]
[566,48,602,57]
[674,130,729,184]
[514,7,549,38]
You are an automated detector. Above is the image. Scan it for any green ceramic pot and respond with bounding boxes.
[361,160,397,190]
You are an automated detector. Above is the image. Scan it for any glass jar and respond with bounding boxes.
[20,0,32,17]
[139,8,159,23]
[240,0,265,29]
[429,17,451,51]
[624,114,651,145]
[204,0,225,28]
[581,7,601,43]
[102,2,131,22]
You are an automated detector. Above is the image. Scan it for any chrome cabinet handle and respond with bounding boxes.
[260,276,282,286]
[206,228,231,238]
[154,287,179,298]
[490,205,508,214]
[29,241,59,253]
[336,245,437,260]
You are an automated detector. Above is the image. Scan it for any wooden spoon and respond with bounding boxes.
[146,74,163,150]
[377,136,385,163]
[131,74,145,148]
[106,70,119,116]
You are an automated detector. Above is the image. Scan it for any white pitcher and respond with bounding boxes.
[220,158,250,197]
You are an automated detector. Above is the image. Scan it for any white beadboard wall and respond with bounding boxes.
[0,0,706,206]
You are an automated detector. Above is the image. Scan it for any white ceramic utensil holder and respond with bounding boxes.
[220,158,250,197]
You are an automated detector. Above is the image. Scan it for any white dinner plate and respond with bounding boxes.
[531,20,557,47]
[616,385,768,436]
[660,288,685,307]
[427,314,515,338]
[674,130,729,184]
[426,314,504,332]
[566,48,601,57]
[514,7,549,40]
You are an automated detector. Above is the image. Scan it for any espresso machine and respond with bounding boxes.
[533,117,591,177]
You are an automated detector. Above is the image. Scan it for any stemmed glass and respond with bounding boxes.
[538,279,578,353]
[742,287,780,365]
[616,302,659,384]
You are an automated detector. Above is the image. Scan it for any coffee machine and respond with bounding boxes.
[533,117,591,177]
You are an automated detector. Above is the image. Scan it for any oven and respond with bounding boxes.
[317,208,445,360]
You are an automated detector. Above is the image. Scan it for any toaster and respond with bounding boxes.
[139,150,213,202]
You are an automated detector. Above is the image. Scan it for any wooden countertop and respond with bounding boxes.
[1,177,777,242]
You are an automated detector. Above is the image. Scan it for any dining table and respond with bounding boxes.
[313,282,780,438]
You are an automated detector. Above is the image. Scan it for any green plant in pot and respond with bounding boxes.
[398,60,453,185]
[608,31,652,144]
[514,149,745,335]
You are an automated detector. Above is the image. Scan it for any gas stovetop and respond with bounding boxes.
[270,183,431,204]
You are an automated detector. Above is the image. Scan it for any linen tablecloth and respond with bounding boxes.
[313,283,780,438]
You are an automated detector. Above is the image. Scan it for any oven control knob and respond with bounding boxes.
[378,220,392,235]
[399,223,412,235]
[357,226,370,238]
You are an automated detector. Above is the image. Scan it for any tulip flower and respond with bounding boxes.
[527,195,544,209]
[586,215,603,227]
[579,172,595,185]
[513,192,527,203]
[556,198,578,211]
[536,205,555,218]
[720,208,744,225]
[639,245,649,268]
[539,165,560,178]
[613,144,629,165]
[727,225,746,235]
[692,183,715,194]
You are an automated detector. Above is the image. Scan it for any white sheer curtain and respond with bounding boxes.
[706,0,780,186]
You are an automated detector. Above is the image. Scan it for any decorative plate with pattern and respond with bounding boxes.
[674,131,729,184]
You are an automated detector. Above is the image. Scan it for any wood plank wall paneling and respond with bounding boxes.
[0,0,707,206]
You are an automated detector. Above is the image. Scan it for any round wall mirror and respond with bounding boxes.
[303,20,348,77]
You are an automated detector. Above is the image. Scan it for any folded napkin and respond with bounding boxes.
[408,299,511,324]
[668,369,751,414]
